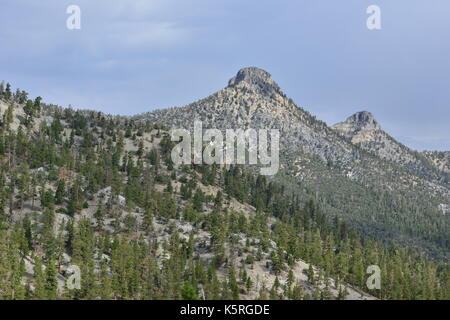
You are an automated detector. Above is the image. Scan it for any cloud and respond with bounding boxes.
[105,21,191,49]
[1,1,449,150]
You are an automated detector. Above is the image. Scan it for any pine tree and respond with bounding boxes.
[214,191,223,209]
[307,264,315,285]
[228,268,240,300]
[193,188,204,212]
[45,258,58,299]
[34,96,42,116]
[23,99,35,125]
[5,83,11,100]
[181,281,198,300]
[33,257,46,299]
[55,180,65,205]
[6,104,14,127]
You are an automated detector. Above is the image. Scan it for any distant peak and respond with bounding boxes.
[228,67,282,94]
[332,111,381,140]
[229,67,272,85]
[347,111,378,126]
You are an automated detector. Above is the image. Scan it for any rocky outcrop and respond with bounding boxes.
[422,151,450,174]
[331,111,381,143]
[135,67,448,191]
[133,67,449,259]
[332,111,448,183]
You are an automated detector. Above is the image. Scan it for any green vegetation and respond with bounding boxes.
[0,85,448,300]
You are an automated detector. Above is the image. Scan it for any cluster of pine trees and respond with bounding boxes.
[0,84,448,300]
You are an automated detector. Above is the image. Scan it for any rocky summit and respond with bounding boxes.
[0,68,448,301]
[228,67,283,95]
[331,111,380,142]
[135,67,449,260]
[332,110,448,184]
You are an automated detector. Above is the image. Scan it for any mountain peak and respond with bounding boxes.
[229,67,271,84]
[228,67,282,95]
[331,111,381,142]
[347,111,378,127]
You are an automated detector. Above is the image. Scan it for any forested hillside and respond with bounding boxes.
[0,82,448,300]
[134,67,450,261]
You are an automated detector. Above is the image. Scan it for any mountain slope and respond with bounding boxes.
[0,79,448,300]
[332,111,449,184]
[134,67,450,260]
[422,151,450,174]
[0,94,381,300]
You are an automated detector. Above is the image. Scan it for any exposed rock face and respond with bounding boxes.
[438,203,450,215]
[134,67,449,258]
[134,67,355,166]
[332,111,448,183]
[135,67,447,189]
[423,151,450,174]
[228,67,282,96]
[331,111,381,143]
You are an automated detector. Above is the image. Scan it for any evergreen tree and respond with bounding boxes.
[181,281,199,300]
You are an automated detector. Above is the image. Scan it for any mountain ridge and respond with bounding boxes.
[2,68,449,260]
[0,75,448,300]
[134,67,448,186]
[133,67,449,259]
[332,109,449,184]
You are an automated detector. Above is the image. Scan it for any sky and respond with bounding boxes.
[0,0,449,151]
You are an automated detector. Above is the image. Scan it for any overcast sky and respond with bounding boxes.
[1,0,449,150]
